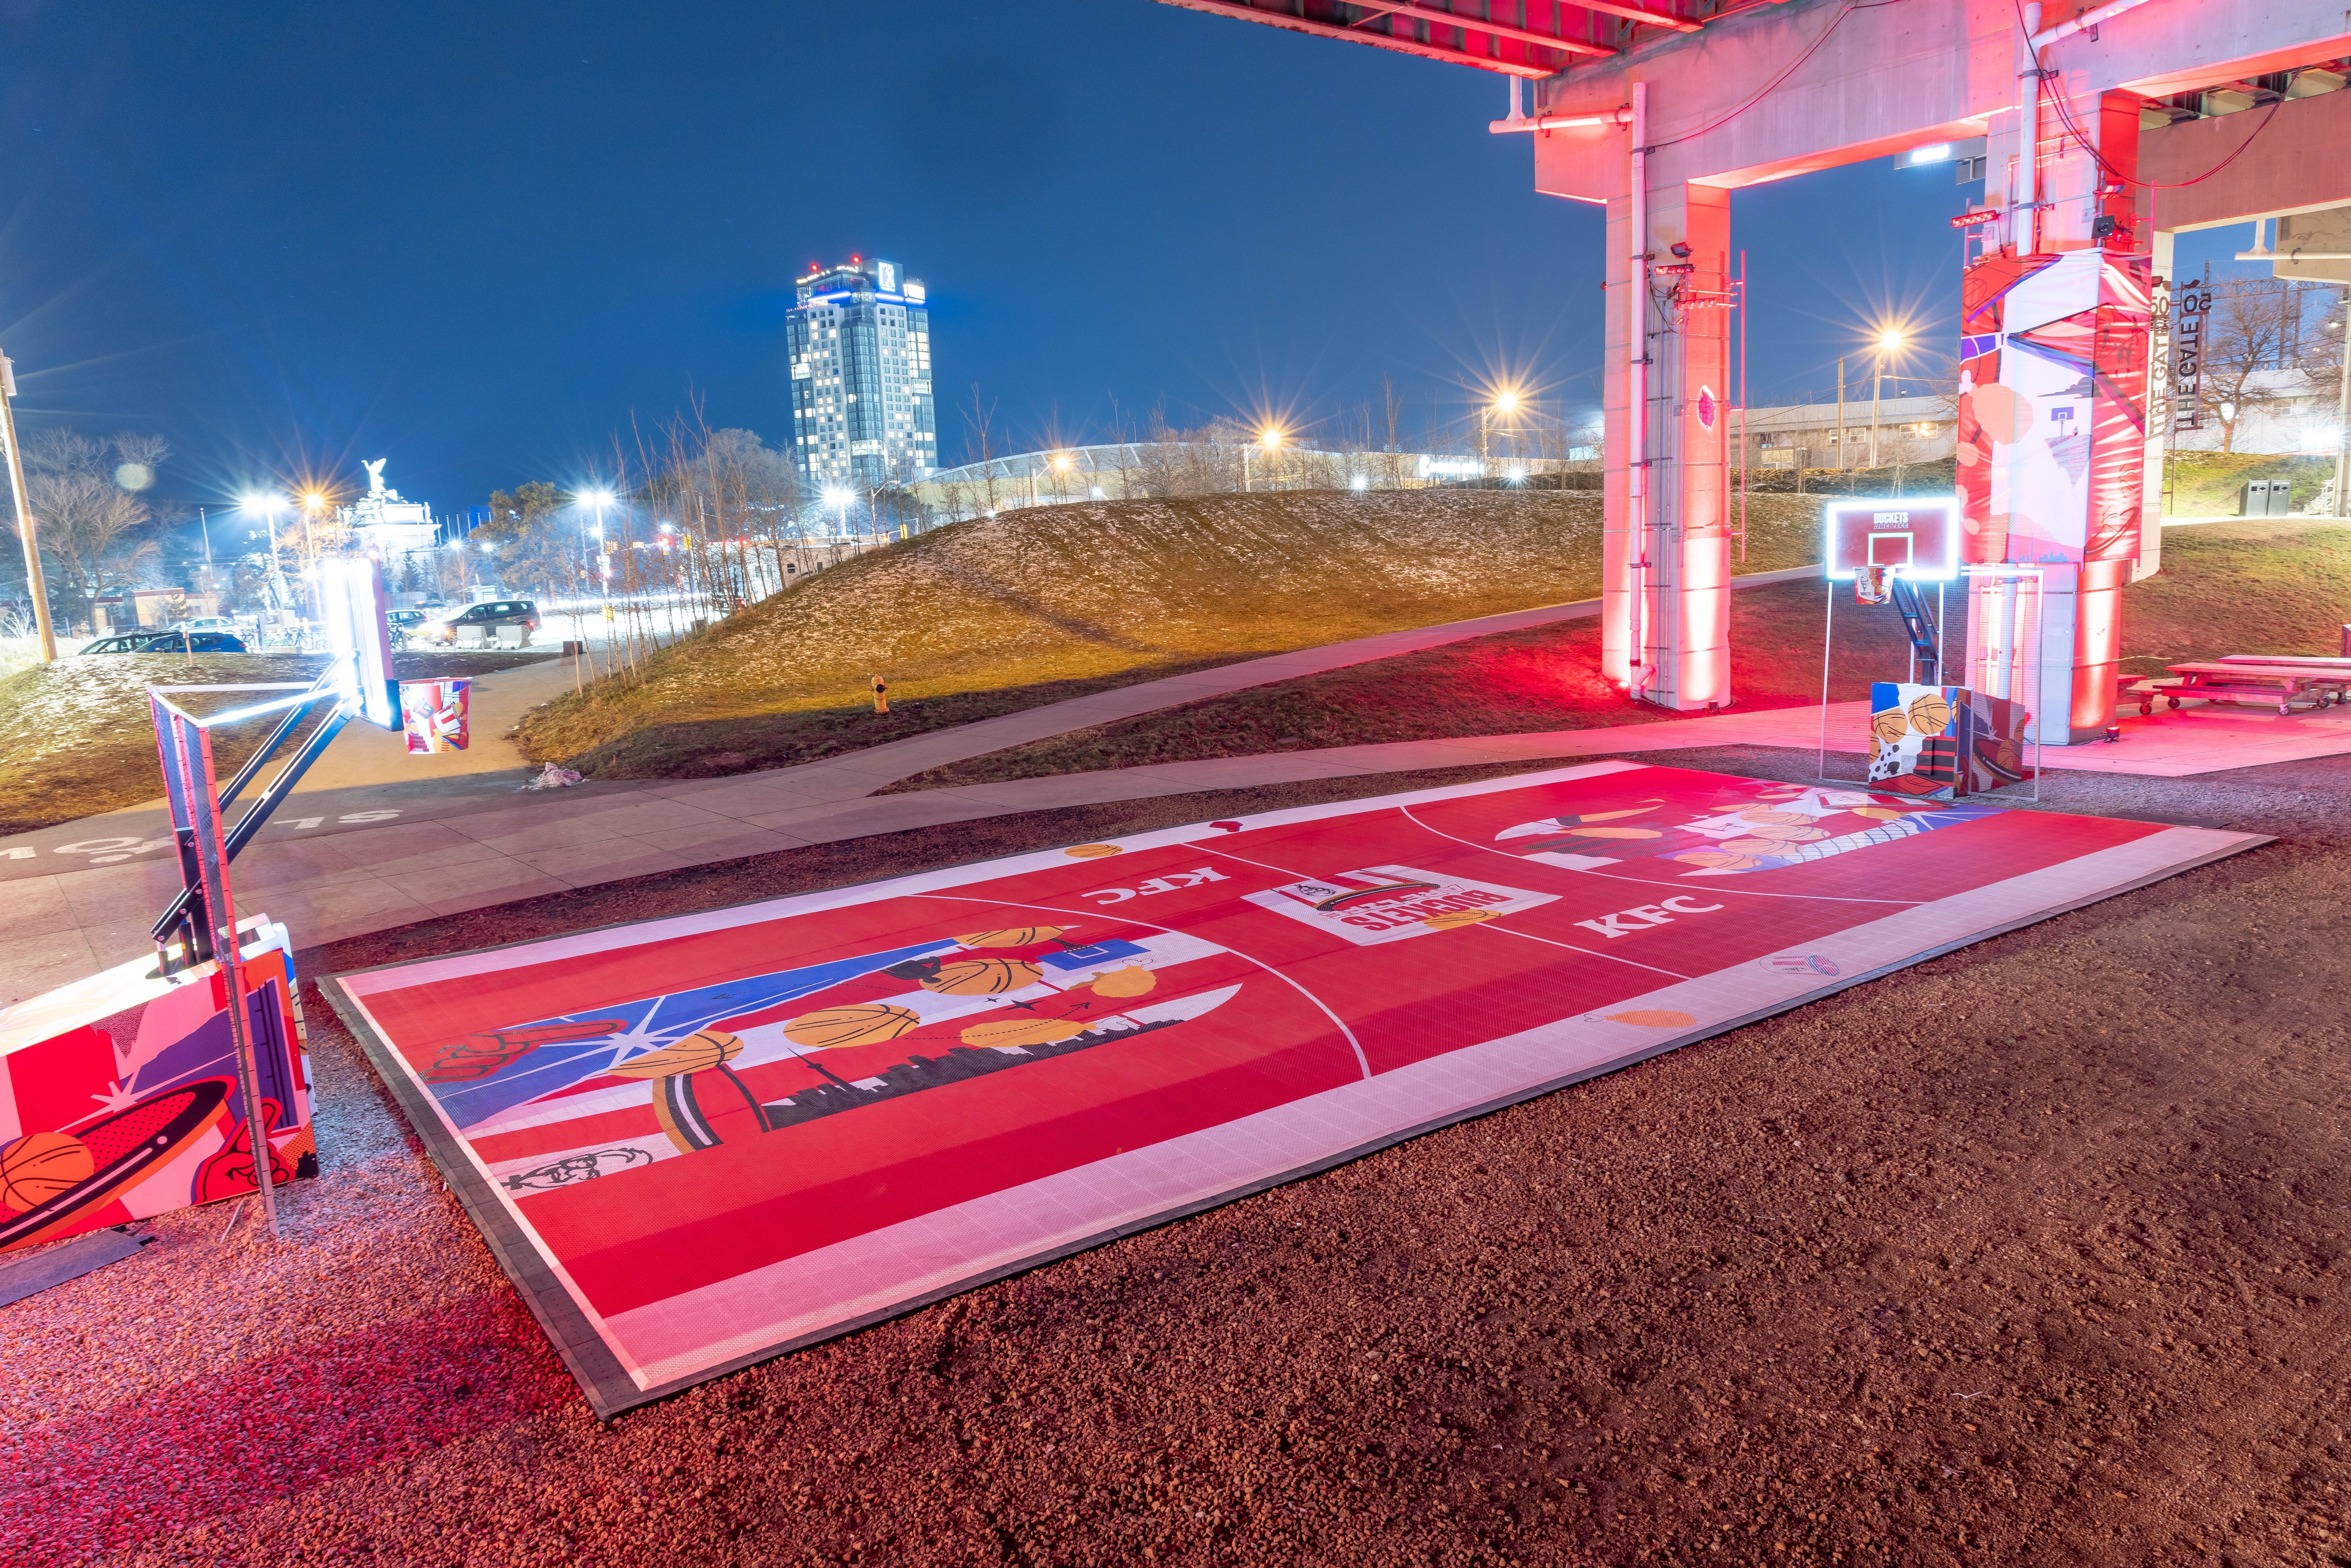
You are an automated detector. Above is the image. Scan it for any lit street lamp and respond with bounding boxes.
[582,486,616,634]
[1480,389,1521,465]
[241,492,294,642]
[1870,329,1906,468]
[1243,426,1284,493]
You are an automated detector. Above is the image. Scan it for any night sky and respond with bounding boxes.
[0,0,2265,522]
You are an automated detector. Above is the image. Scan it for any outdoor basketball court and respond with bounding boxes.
[326,761,2260,1414]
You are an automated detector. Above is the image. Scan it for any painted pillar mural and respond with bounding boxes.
[1961,84,2153,743]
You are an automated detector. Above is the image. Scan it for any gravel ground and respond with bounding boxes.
[4,746,2347,1567]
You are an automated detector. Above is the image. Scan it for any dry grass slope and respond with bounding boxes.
[0,651,547,837]
[518,488,1828,773]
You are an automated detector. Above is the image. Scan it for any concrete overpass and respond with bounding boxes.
[1154,0,2351,741]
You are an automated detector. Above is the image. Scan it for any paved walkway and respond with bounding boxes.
[15,561,2347,1004]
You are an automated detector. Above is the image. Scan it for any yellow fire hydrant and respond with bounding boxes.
[872,675,888,715]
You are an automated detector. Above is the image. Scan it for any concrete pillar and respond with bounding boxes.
[1965,84,2147,745]
[1602,177,1732,711]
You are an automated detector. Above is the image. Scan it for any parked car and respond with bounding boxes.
[78,629,249,655]
[167,616,242,636]
[386,609,427,643]
[417,599,539,646]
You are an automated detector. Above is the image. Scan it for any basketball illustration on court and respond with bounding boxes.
[784,1004,923,1049]
[922,958,1045,996]
[608,1030,743,1079]
[954,926,1073,949]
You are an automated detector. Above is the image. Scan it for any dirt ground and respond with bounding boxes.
[6,745,2348,1567]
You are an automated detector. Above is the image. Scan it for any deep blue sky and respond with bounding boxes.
[0,0,2268,519]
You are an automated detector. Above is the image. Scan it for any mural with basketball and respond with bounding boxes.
[1867,683,2034,801]
[0,946,316,1253]
[418,918,1272,1199]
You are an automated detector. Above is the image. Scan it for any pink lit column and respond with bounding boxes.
[1603,168,1732,710]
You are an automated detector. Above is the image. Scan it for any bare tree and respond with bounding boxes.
[2200,277,2334,452]
[4,430,168,631]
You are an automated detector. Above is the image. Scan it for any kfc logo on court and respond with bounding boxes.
[1081,867,1230,905]
[1573,896,1725,939]
[1244,864,1557,947]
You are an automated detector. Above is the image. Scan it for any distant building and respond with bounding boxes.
[1742,395,1959,471]
[788,257,936,492]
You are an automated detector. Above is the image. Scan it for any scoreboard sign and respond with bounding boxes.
[1825,495,1962,581]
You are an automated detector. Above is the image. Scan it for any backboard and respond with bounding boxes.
[1825,496,1962,581]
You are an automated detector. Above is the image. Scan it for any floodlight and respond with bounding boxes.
[583,487,616,508]
[241,492,285,515]
[1877,329,1907,353]
[1493,390,1521,413]
[823,486,853,508]
[302,489,327,511]
[1052,454,1073,472]
[1349,475,1368,492]
[1258,426,1284,451]
[1507,465,1527,483]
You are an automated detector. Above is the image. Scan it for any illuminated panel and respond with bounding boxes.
[1824,497,1962,582]
[321,558,400,730]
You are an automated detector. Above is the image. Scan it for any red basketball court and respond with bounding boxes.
[326,761,2258,1413]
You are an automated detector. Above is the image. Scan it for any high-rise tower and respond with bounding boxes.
[787,257,936,492]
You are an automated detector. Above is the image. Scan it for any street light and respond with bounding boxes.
[1245,426,1284,493]
[241,492,294,640]
[1481,389,1523,465]
[1870,329,1907,468]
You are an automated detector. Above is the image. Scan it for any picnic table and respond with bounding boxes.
[2162,661,2351,715]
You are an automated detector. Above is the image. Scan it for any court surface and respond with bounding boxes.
[326,761,2260,1414]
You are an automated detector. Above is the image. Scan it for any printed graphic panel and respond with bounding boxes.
[0,938,318,1253]
[329,763,2254,1413]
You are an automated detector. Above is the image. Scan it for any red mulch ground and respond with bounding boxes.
[890,580,1917,790]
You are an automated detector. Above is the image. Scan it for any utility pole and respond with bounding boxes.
[1870,359,1884,469]
[1835,357,1847,471]
[0,343,57,662]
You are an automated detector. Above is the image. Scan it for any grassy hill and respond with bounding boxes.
[518,489,1829,778]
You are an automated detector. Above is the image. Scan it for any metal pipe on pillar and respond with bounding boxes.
[1627,81,1650,698]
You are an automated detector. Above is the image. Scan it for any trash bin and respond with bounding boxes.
[2242,479,2293,517]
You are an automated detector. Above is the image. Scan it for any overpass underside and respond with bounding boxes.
[1155,0,2351,743]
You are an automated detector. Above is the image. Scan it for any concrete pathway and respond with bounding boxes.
[17,560,2344,1003]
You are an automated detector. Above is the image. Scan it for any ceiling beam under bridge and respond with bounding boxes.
[1152,0,1620,75]
[1519,0,2350,198]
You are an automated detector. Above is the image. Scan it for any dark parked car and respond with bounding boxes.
[418,599,539,646]
[78,629,250,655]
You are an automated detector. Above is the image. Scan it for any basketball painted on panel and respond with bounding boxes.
[608,1030,743,1079]
[1,1131,96,1210]
[1422,909,1497,931]
[1063,844,1120,859]
[784,1005,922,1049]
[1087,966,1158,998]
[953,927,1071,950]
[959,1018,1087,1049]
[1907,692,1954,733]
[921,959,1043,996]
